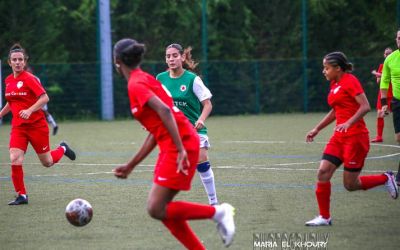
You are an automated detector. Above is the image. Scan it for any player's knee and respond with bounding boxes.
[10,154,23,165]
[146,202,164,220]
[40,159,53,168]
[343,182,358,191]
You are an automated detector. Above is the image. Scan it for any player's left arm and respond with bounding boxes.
[335,93,370,132]
[19,93,49,120]
[193,76,213,130]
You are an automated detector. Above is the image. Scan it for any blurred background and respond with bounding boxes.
[0,0,399,119]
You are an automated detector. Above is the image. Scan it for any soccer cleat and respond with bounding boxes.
[60,141,76,161]
[305,216,332,226]
[216,203,235,247]
[53,126,58,136]
[384,171,398,199]
[8,195,28,205]
[371,137,383,143]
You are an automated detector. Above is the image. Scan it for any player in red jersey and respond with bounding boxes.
[0,44,76,205]
[371,47,393,142]
[112,38,235,249]
[305,52,398,226]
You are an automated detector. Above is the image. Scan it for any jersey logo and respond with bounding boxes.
[180,85,187,91]
[17,81,24,89]
[131,107,138,114]
[332,86,341,94]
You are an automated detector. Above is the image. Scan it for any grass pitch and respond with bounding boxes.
[0,113,399,250]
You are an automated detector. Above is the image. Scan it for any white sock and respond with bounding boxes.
[46,114,57,127]
[199,168,218,205]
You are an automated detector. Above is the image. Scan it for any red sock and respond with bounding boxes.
[162,219,205,250]
[165,201,216,220]
[316,182,331,219]
[360,174,387,190]
[11,165,26,195]
[50,146,64,164]
[377,118,384,137]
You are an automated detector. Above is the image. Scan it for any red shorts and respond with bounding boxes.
[377,91,392,111]
[323,133,369,171]
[10,123,50,154]
[153,135,200,191]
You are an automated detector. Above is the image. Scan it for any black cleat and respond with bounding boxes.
[396,172,400,187]
[60,141,76,161]
[53,126,58,136]
[8,195,28,205]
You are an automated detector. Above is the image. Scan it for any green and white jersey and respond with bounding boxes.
[156,70,212,135]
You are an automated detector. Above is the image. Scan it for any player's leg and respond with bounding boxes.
[197,137,218,204]
[306,158,337,226]
[46,112,58,135]
[8,148,28,205]
[372,111,384,142]
[391,99,400,185]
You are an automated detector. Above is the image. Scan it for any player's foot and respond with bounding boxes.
[60,141,76,161]
[8,195,28,205]
[371,136,383,143]
[305,215,332,226]
[215,203,235,247]
[53,126,58,136]
[384,171,398,199]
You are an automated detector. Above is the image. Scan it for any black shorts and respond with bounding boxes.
[392,97,400,133]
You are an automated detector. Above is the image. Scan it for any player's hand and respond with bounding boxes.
[113,164,133,179]
[380,105,389,118]
[194,119,205,130]
[19,109,32,119]
[176,149,190,175]
[335,122,350,133]
[306,128,319,142]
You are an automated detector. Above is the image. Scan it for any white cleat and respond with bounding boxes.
[384,171,399,199]
[216,203,235,247]
[305,215,332,226]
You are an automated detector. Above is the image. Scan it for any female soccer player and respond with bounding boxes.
[112,38,235,249]
[371,47,393,143]
[305,52,398,226]
[0,43,76,205]
[156,44,218,205]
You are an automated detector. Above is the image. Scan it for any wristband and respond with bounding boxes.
[381,98,387,106]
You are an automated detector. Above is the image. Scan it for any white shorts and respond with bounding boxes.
[199,134,210,149]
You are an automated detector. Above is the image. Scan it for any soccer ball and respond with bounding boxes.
[65,198,93,227]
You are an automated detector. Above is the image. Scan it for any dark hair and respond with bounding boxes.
[166,43,198,72]
[324,51,353,72]
[8,43,28,60]
[113,38,146,68]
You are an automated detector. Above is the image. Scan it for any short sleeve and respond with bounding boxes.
[193,76,212,102]
[346,77,364,97]
[28,75,46,97]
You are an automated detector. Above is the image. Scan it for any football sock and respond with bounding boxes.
[51,146,65,164]
[162,219,205,250]
[11,165,26,195]
[360,174,387,190]
[46,114,57,128]
[316,181,331,219]
[165,201,216,220]
[197,161,218,205]
[377,117,384,137]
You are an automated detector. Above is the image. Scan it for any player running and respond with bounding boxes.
[156,43,218,205]
[305,51,398,226]
[0,43,76,205]
[112,38,235,249]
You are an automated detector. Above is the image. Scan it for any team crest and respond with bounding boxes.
[180,85,187,91]
[17,81,24,89]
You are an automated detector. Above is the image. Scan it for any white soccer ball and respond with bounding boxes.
[65,198,93,227]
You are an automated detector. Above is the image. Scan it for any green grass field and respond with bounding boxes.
[0,113,399,250]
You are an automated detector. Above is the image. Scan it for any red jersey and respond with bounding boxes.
[377,63,393,98]
[127,68,197,151]
[328,73,369,137]
[4,71,47,127]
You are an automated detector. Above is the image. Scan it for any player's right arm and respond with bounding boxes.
[306,109,336,142]
[0,102,11,119]
[114,133,157,179]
